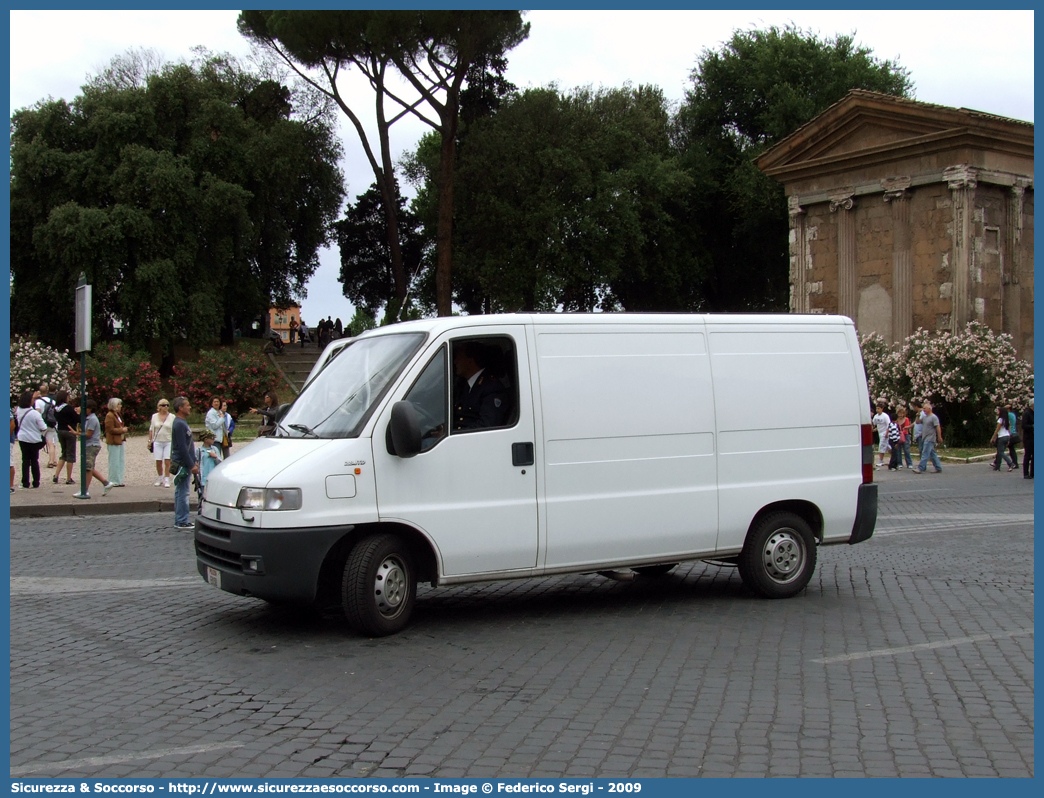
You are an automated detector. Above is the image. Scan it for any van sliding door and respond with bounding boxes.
[535,325,719,568]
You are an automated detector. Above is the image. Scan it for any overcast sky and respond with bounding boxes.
[9,9,1035,325]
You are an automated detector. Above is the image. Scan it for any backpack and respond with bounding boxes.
[40,397,57,428]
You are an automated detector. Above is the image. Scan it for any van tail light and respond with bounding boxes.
[861,423,874,484]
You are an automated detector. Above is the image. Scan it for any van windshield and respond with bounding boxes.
[277,333,426,438]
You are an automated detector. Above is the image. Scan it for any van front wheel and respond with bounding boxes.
[738,512,816,598]
[342,534,416,636]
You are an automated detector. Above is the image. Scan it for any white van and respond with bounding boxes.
[195,314,877,636]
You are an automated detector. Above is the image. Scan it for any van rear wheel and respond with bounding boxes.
[342,534,416,636]
[738,512,816,598]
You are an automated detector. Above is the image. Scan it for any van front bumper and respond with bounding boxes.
[194,515,353,603]
[848,483,878,544]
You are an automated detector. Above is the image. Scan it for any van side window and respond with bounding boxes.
[451,337,518,433]
[402,346,448,452]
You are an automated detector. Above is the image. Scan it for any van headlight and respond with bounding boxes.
[236,487,303,511]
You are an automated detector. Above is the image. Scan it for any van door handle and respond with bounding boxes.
[512,442,534,467]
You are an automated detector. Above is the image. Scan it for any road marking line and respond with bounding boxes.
[812,628,1033,664]
[10,742,244,775]
[874,517,1033,536]
[10,576,201,595]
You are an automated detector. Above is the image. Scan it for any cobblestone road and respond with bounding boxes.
[9,466,1033,778]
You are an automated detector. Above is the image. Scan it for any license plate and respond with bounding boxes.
[206,567,222,588]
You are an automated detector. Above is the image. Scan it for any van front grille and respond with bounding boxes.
[197,517,232,540]
[196,540,243,573]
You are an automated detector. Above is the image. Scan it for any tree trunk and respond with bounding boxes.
[435,116,459,317]
[220,312,235,347]
[377,173,407,304]
[375,98,408,306]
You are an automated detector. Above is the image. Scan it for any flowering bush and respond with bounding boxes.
[68,342,163,427]
[171,345,285,419]
[10,337,74,400]
[860,322,1034,446]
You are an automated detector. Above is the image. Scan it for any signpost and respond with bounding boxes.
[74,273,92,499]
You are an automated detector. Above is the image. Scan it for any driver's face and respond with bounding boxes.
[454,348,475,378]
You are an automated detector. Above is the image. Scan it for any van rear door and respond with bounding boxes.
[371,325,539,577]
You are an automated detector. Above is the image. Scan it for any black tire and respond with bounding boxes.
[737,512,816,598]
[342,534,416,636]
[633,563,677,577]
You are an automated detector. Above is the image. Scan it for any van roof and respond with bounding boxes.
[356,312,856,338]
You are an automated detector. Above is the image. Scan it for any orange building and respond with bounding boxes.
[268,304,301,342]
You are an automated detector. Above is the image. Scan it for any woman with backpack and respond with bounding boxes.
[14,390,47,489]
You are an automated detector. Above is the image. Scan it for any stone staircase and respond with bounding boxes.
[269,343,326,396]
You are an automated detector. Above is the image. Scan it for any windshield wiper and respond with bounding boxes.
[288,423,319,437]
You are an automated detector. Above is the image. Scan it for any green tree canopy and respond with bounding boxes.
[10,50,344,358]
[238,10,529,316]
[675,26,913,311]
[406,84,704,314]
[335,181,425,323]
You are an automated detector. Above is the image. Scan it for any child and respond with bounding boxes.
[872,403,891,468]
[199,431,222,489]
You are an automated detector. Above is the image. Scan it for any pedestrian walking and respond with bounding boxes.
[872,403,891,468]
[896,405,913,468]
[81,399,115,498]
[1005,404,1020,468]
[914,401,943,473]
[990,408,1015,472]
[15,390,47,489]
[51,390,79,485]
[35,382,59,468]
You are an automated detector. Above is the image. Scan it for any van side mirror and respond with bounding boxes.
[389,401,422,458]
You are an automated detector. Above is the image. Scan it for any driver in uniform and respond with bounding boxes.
[452,342,508,431]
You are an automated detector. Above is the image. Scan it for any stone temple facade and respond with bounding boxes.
[757,90,1033,363]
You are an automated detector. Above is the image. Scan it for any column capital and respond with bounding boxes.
[829,194,854,213]
[944,164,978,190]
[882,176,911,202]
[788,195,805,216]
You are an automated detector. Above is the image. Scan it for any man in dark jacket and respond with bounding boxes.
[452,342,508,431]
[171,396,198,530]
[1022,398,1034,479]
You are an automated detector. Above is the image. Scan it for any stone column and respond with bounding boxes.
[884,179,912,343]
[945,165,977,332]
[830,193,856,322]
[1004,182,1026,352]
[788,196,807,313]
